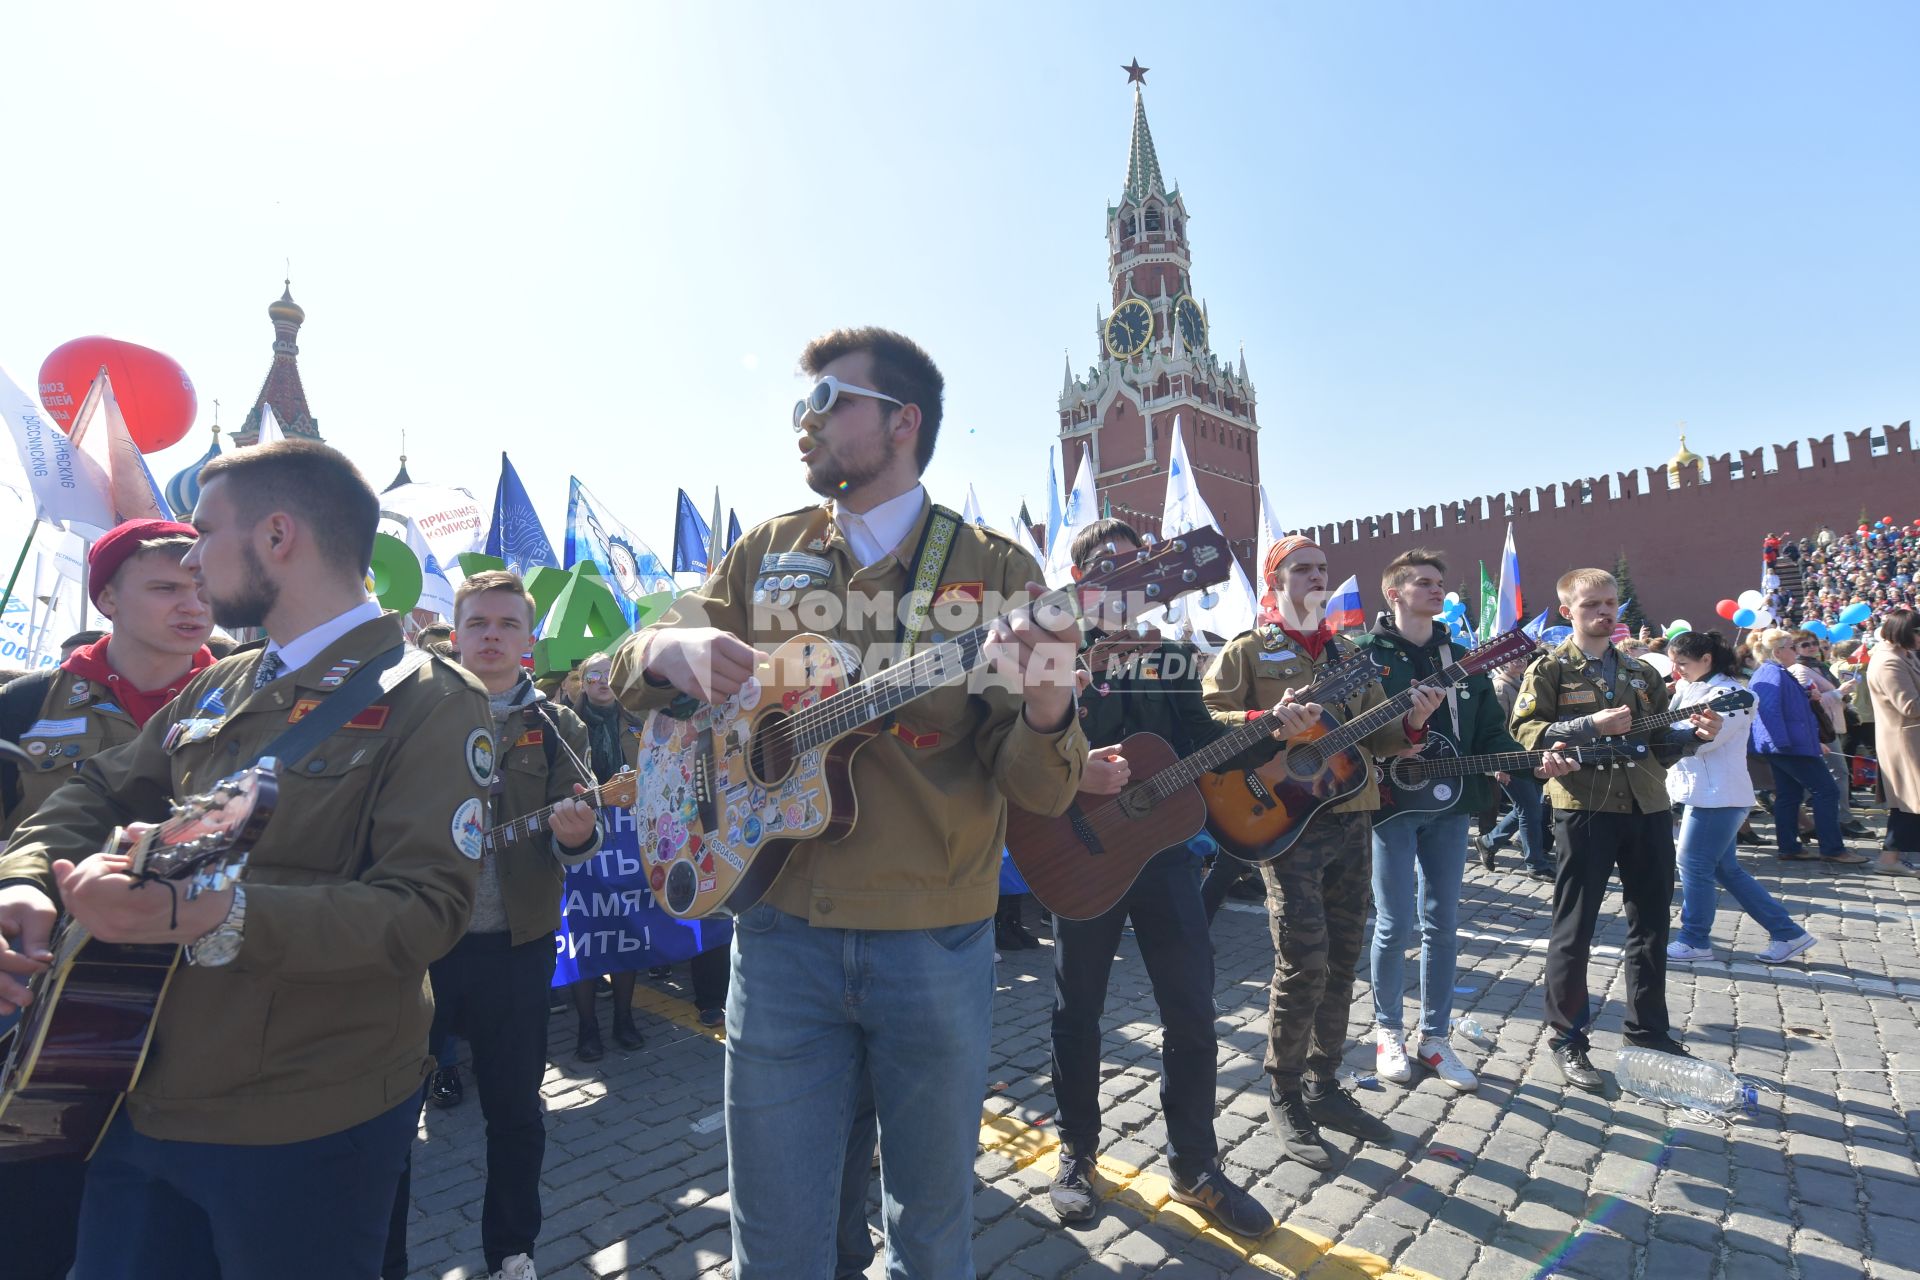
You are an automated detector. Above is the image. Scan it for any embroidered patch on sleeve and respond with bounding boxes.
[466,728,496,786]
[451,797,488,860]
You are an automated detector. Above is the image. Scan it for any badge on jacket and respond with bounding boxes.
[466,729,496,786]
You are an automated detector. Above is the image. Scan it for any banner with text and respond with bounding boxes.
[551,801,732,986]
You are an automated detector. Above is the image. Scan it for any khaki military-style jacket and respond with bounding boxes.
[1,671,144,837]
[491,694,599,946]
[1201,625,1410,815]
[0,613,491,1146]
[609,497,1086,930]
[1509,638,1676,813]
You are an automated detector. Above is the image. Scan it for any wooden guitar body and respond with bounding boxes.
[1197,711,1372,862]
[1005,732,1207,920]
[632,634,873,920]
[0,930,179,1160]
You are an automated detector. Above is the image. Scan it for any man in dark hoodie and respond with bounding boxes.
[1353,549,1574,1094]
[0,517,212,1280]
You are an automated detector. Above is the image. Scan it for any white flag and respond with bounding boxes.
[382,482,488,575]
[0,360,113,532]
[962,484,984,526]
[1009,510,1045,567]
[1043,444,1098,587]
[254,403,286,448]
[1158,417,1254,646]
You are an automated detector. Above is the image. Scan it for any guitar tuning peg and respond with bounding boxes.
[1198,590,1219,609]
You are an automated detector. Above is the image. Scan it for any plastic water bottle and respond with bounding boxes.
[1450,1015,1497,1050]
[1614,1049,1758,1115]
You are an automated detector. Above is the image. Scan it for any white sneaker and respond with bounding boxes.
[1757,933,1817,964]
[1412,1036,1479,1092]
[1375,1027,1413,1085]
[494,1255,538,1280]
[1666,941,1714,962]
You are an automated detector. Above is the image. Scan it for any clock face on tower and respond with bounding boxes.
[1174,295,1206,353]
[1104,298,1154,359]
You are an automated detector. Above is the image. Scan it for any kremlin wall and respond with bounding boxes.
[1294,422,1916,631]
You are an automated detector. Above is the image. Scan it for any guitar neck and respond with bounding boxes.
[487,776,625,849]
[1296,657,1467,764]
[1146,668,1366,795]
[1398,746,1575,780]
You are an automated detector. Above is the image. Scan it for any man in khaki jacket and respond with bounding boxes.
[0,441,491,1280]
[611,327,1085,1278]
[385,570,600,1280]
[1203,535,1442,1170]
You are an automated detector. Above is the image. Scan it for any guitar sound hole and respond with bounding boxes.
[1286,750,1319,781]
[748,711,796,787]
[665,859,699,914]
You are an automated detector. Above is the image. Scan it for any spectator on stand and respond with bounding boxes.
[1664,631,1818,964]
[1865,609,1920,876]
[1750,628,1866,865]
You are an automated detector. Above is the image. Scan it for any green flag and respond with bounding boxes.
[1477,560,1498,637]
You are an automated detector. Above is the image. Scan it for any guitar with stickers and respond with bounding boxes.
[631,529,1236,920]
[1199,628,1541,862]
[1006,649,1383,920]
[0,761,278,1160]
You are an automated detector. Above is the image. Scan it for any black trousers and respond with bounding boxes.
[1545,809,1674,1052]
[0,1154,86,1280]
[1050,849,1217,1180]
[385,933,556,1277]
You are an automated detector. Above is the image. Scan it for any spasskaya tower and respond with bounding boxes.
[1058,60,1261,562]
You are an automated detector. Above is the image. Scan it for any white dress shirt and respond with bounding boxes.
[262,599,385,681]
[832,485,927,569]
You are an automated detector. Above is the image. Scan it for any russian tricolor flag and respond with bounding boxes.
[1326,574,1367,632]
[1495,524,1523,634]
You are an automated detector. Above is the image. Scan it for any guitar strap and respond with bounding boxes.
[884,504,961,730]
[255,644,429,771]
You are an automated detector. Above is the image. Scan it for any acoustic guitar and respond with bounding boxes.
[0,760,278,1161]
[631,530,1235,920]
[1374,739,1647,827]
[484,769,639,853]
[1006,650,1382,919]
[1199,628,1540,862]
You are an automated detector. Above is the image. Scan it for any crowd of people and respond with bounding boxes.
[0,327,1914,1280]
[1766,519,1919,632]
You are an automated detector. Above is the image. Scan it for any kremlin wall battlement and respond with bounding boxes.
[1293,421,1916,632]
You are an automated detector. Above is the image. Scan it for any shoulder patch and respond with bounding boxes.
[451,797,487,860]
[466,727,496,785]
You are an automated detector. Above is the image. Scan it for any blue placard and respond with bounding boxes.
[551,802,731,986]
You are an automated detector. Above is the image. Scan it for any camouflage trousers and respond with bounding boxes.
[1260,810,1373,1092]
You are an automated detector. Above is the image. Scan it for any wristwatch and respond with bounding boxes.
[187,884,247,967]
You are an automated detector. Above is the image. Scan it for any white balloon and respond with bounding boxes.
[1642,652,1673,677]
[1737,589,1766,611]
[1750,607,1775,628]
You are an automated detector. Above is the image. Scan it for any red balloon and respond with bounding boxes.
[1715,598,1739,620]
[38,336,197,454]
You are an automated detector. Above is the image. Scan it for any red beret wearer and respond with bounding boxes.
[87,518,199,608]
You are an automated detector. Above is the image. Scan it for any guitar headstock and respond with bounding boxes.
[1070,528,1233,625]
[1577,741,1648,769]
[1312,651,1385,706]
[129,760,280,897]
[599,768,640,810]
[1459,628,1539,677]
[1705,688,1756,715]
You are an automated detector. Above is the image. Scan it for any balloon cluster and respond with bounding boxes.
[1713,588,1774,631]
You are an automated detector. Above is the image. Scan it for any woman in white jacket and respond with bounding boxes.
[1666,631,1818,964]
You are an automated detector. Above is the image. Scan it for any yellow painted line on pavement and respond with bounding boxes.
[631,988,1435,1279]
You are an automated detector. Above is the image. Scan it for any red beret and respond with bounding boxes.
[87,518,199,608]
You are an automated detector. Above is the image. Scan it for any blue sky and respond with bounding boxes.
[3,1,1915,550]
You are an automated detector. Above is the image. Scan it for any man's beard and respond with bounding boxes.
[803,434,895,499]
[208,543,279,630]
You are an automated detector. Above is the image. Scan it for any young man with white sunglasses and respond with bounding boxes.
[609,328,1087,1277]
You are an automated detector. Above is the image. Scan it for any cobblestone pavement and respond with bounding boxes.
[400,807,1920,1279]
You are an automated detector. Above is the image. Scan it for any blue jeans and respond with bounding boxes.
[1488,774,1551,870]
[73,1094,420,1280]
[1370,811,1470,1040]
[1675,805,1802,948]
[725,905,994,1279]
[1766,752,1845,856]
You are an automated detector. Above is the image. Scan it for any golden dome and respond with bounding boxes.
[1666,432,1701,481]
[268,280,305,327]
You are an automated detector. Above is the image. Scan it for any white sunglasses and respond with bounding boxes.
[792,376,903,433]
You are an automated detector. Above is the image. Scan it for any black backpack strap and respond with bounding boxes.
[255,645,431,772]
[0,670,60,817]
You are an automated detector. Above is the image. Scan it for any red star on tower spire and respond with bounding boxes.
[1122,58,1149,85]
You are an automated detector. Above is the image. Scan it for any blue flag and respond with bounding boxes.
[484,453,559,575]
[727,509,741,551]
[564,479,674,627]
[671,488,712,574]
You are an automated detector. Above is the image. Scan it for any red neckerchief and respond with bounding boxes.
[62,636,216,728]
[1276,622,1332,660]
